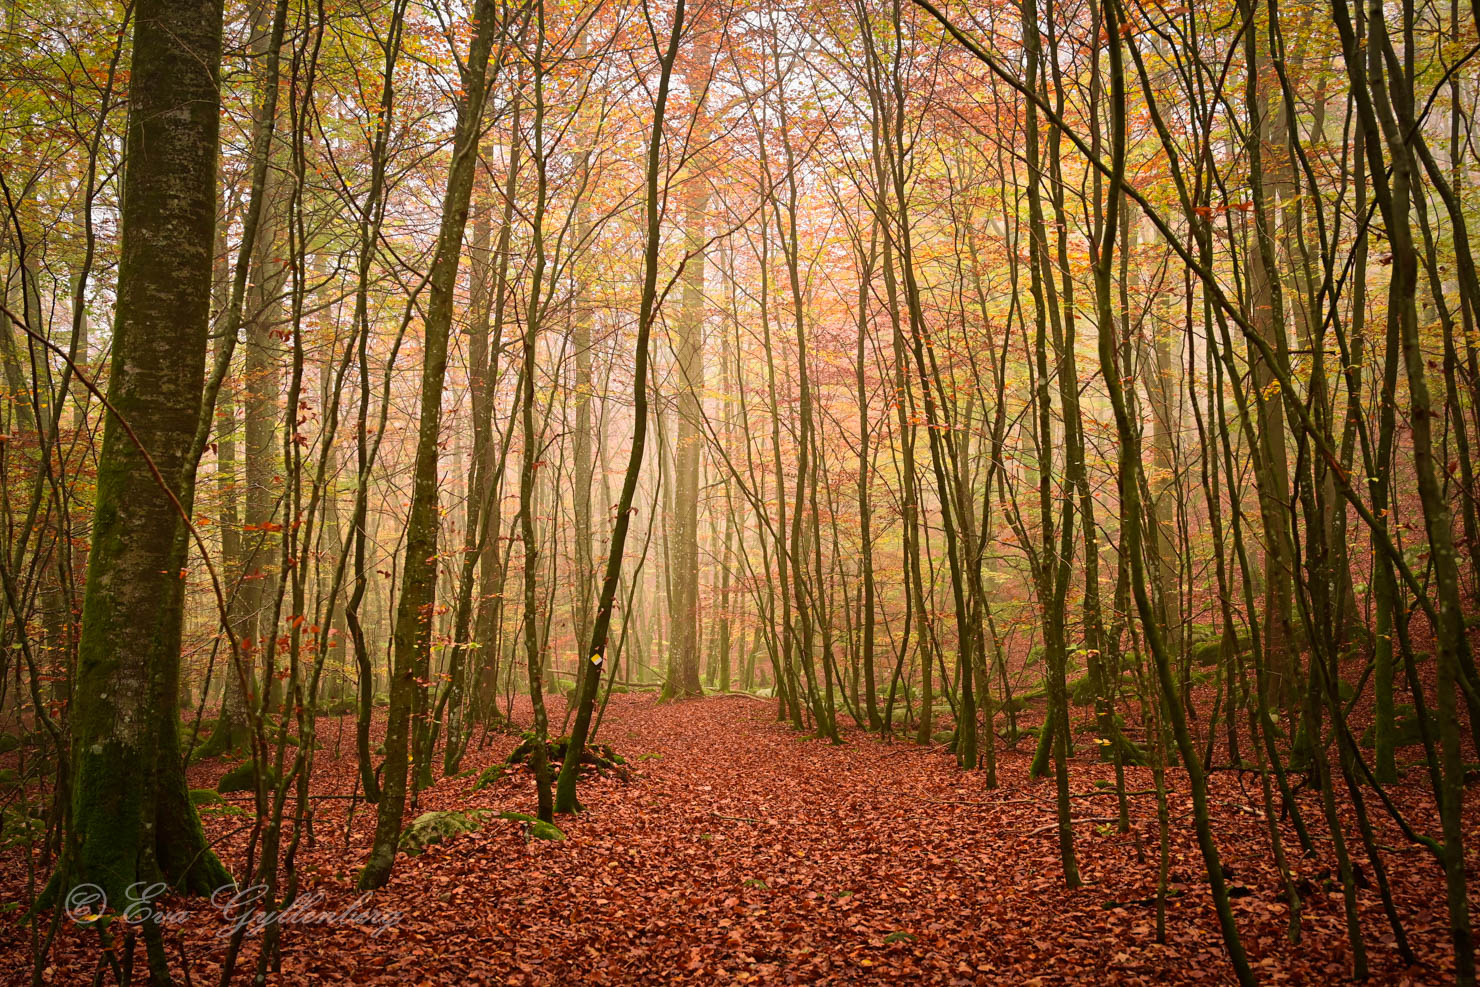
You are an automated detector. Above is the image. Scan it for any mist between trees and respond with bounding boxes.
[0,0,1478,982]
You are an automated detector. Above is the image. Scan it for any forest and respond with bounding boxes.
[0,0,1477,982]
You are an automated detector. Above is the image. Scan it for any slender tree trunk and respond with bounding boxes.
[359,0,501,889]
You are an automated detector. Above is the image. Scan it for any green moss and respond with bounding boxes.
[477,735,626,791]
[190,718,251,761]
[1186,623,1219,643]
[400,809,495,855]
[473,761,509,791]
[498,810,537,823]
[1189,639,1222,668]
[529,820,564,841]
[1361,704,1438,749]
[494,810,565,841]
[1069,675,1098,706]
[189,788,223,806]
[0,734,20,755]
[216,760,279,794]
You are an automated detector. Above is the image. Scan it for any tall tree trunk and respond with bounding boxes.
[556,0,686,813]
[667,176,707,699]
[66,0,233,906]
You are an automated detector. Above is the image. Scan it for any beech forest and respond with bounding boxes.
[0,0,1479,982]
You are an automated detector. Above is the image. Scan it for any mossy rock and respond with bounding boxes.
[999,696,1030,714]
[1101,733,1149,767]
[475,735,628,791]
[512,734,626,769]
[1069,675,1099,707]
[400,809,495,856]
[931,730,954,745]
[496,811,565,841]
[189,788,224,806]
[1190,639,1223,668]
[473,761,510,791]
[216,761,279,794]
[1186,623,1219,644]
[1361,704,1438,749]
[0,768,19,788]
[323,698,357,716]
[610,685,629,695]
[1188,636,1253,668]
[373,694,391,708]
[0,734,20,755]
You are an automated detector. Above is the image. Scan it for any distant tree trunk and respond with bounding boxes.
[66,0,233,906]
[517,5,555,824]
[1243,37,1296,703]
[205,0,290,757]
[472,89,522,727]
[666,177,707,699]
[853,222,881,731]
[571,146,597,679]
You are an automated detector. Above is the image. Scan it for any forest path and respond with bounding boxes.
[357,692,1405,985]
[7,692,1432,984]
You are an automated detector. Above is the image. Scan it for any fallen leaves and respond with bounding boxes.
[0,693,1469,983]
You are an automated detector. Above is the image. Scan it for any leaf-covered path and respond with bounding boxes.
[316,693,1451,985]
[5,692,1463,984]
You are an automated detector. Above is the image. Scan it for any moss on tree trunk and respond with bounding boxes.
[66,0,232,908]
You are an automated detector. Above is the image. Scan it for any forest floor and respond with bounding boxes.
[2,691,1473,984]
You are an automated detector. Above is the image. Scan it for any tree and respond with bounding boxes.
[359,0,504,891]
[556,0,686,815]
[65,0,232,907]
